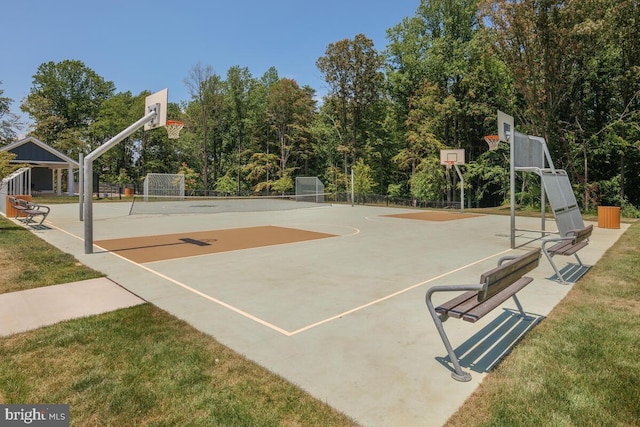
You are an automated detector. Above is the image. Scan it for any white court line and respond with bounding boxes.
[46,221,512,337]
[46,222,292,335]
[287,248,512,335]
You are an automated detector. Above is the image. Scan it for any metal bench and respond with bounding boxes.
[425,248,541,381]
[8,196,50,228]
[542,224,593,285]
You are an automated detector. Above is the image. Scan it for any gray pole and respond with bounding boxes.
[83,160,93,254]
[351,167,354,207]
[510,132,515,249]
[83,110,157,254]
[79,152,83,222]
[454,164,464,213]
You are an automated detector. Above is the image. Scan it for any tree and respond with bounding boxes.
[0,151,18,179]
[410,156,446,203]
[88,91,141,183]
[387,0,513,204]
[482,0,640,208]
[316,34,385,171]
[352,158,377,203]
[225,66,256,193]
[184,63,225,194]
[21,60,115,155]
[266,78,316,182]
[0,82,20,144]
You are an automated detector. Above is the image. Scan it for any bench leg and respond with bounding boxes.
[573,252,584,267]
[425,289,472,382]
[511,295,532,321]
[542,249,568,285]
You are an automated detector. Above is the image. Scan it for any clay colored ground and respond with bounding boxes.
[96,226,336,263]
[383,211,481,222]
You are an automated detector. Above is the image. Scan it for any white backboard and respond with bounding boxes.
[498,110,514,142]
[440,149,465,165]
[144,88,168,130]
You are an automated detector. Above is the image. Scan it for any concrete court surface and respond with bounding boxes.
[27,201,628,427]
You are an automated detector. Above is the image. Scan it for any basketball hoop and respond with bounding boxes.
[165,120,184,139]
[445,160,455,170]
[483,134,500,151]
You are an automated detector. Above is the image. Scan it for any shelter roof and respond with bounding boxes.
[1,137,79,168]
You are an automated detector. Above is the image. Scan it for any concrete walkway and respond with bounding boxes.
[0,277,145,336]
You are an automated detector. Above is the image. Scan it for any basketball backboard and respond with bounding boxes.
[440,149,465,165]
[498,110,514,142]
[144,88,168,131]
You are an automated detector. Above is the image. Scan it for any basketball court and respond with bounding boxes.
[32,199,628,426]
[11,97,629,425]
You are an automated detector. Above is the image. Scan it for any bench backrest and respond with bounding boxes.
[569,224,593,244]
[478,248,541,302]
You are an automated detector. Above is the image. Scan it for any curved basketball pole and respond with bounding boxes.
[82,106,161,254]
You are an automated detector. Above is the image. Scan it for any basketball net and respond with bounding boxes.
[484,135,500,151]
[166,120,184,139]
[445,160,455,170]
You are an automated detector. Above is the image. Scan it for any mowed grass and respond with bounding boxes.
[0,217,103,293]
[0,214,358,426]
[446,222,640,426]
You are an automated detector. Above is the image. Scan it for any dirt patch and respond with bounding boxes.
[95,225,336,264]
[383,211,482,222]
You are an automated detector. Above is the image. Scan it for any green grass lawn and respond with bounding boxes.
[0,218,103,293]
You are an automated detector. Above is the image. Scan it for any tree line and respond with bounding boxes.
[2,0,639,214]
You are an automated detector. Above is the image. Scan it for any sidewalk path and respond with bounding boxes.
[0,278,146,336]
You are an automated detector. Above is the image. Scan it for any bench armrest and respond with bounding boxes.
[426,284,483,321]
[541,234,575,249]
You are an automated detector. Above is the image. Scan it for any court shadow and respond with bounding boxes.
[548,263,591,284]
[436,309,544,375]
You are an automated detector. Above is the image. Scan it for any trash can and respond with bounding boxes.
[597,206,620,229]
[5,195,32,218]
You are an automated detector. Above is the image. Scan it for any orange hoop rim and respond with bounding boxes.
[483,134,500,151]
[165,120,184,139]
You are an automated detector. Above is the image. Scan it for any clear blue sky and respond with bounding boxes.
[2,0,419,127]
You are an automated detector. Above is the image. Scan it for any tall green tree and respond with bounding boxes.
[387,0,512,202]
[225,66,256,193]
[184,63,225,193]
[316,34,385,171]
[266,78,316,187]
[21,60,115,155]
[482,0,640,207]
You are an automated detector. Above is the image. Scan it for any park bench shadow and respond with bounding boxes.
[436,308,544,375]
[548,263,591,284]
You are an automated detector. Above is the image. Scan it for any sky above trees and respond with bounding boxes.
[1,0,418,124]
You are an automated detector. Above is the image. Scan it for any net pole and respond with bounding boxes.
[351,167,355,207]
